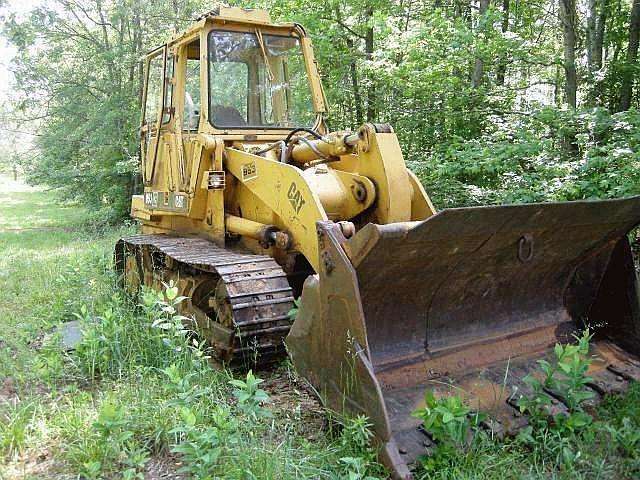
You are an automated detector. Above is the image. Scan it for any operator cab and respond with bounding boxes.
[141,6,326,148]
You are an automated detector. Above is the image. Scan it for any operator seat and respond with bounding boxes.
[212,105,247,127]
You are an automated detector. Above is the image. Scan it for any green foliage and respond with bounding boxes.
[162,363,218,409]
[412,393,483,450]
[411,393,486,474]
[74,282,208,379]
[336,415,383,480]
[170,405,240,479]
[66,397,150,480]
[517,329,595,429]
[606,417,640,457]
[0,400,35,460]
[3,0,640,219]
[288,298,301,320]
[2,0,205,222]
[229,370,272,419]
[419,108,640,208]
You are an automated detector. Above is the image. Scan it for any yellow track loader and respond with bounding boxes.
[116,6,640,478]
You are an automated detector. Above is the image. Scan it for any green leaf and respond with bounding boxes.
[180,407,197,427]
[166,286,179,300]
[442,411,454,424]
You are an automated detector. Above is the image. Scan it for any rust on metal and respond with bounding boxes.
[115,234,294,367]
[287,197,640,479]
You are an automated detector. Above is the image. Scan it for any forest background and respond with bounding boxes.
[1,0,639,220]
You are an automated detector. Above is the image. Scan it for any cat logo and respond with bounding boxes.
[241,161,257,181]
[287,182,306,214]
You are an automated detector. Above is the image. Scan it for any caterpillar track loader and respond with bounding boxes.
[116,6,640,478]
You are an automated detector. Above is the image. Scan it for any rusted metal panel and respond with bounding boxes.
[289,197,640,480]
[349,197,640,369]
[608,362,640,382]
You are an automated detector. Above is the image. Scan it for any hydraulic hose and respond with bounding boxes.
[284,127,324,144]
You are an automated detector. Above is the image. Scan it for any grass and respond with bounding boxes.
[0,175,384,479]
[0,173,639,480]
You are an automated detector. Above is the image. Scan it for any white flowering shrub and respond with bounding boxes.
[413,107,640,208]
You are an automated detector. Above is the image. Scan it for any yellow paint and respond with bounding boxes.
[302,167,375,220]
[225,148,327,271]
[407,169,436,219]
[133,10,435,272]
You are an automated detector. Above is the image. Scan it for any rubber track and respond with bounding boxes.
[117,234,295,367]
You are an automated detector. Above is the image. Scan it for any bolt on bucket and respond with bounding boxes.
[287,196,640,479]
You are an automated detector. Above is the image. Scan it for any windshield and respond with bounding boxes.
[208,30,315,129]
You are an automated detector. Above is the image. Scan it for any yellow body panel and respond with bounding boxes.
[225,148,327,271]
[302,167,376,220]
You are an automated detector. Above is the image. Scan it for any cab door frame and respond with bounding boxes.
[140,45,168,186]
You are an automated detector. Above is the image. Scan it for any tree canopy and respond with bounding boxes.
[2,0,640,220]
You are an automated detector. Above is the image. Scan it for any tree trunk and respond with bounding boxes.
[365,7,376,121]
[587,0,607,104]
[346,38,364,125]
[172,0,180,33]
[559,0,578,108]
[619,0,640,111]
[135,3,143,107]
[94,0,116,83]
[496,0,510,86]
[554,65,562,106]
[587,0,597,69]
[334,5,364,125]
[453,0,462,18]
[593,0,608,70]
[472,0,491,88]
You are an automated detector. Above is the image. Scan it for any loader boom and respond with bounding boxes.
[118,6,640,479]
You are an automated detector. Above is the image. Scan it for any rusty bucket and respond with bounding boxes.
[287,196,640,479]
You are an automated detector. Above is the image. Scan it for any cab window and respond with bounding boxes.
[183,40,201,131]
[207,30,314,129]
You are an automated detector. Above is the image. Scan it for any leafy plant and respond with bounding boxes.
[229,370,272,419]
[75,281,209,379]
[66,398,149,479]
[170,405,239,479]
[121,444,150,480]
[518,329,595,429]
[606,417,640,456]
[148,281,190,345]
[338,456,379,480]
[79,460,102,480]
[93,401,133,446]
[412,392,484,450]
[336,415,382,480]
[162,363,216,410]
[542,330,595,411]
